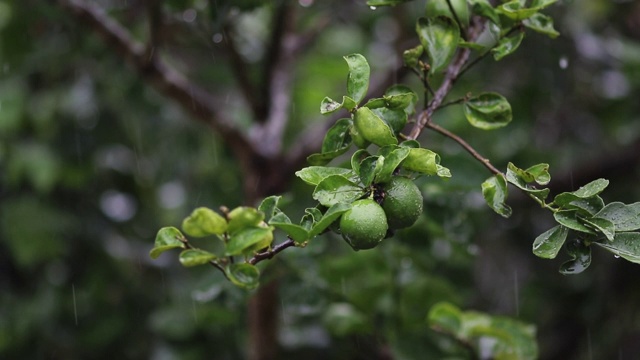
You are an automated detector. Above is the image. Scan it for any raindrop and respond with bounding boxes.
[182,8,197,23]
[614,254,621,259]
[72,284,78,325]
[369,6,377,10]
[298,0,313,7]
[559,56,569,69]
[212,33,223,43]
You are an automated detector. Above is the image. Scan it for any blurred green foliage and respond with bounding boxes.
[1,0,640,359]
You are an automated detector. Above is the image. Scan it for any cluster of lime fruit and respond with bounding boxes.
[340,176,423,250]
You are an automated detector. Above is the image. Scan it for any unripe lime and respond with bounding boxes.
[340,199,388,250]
[381,176,423,230]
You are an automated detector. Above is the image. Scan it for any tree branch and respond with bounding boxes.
[249,238,296,265]
[58,0,258,164]
[408,18,486,140]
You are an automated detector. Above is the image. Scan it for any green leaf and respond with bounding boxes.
[559,239,591,275]
[594,202,640,232]
[492,31,524,61]
[344,54,370,104]
[308,203,352,238]
[463,92,512,129]
[353,107,398,147]
[553,179,610,207]
[523,13,559,38]
[385,84,418,115]
[227,207,264,234]
[320,97,342,115]
[150,227,185,259]
[402,44,424,68]
[498,0,558,21]
[505,163,550,201]
[427,302,462,334]
[370,107,407,135]
[526,163,551,185]
[226,263,260,290]
[181,207,227,237]
[470,0,501,25]
[313,175,365,207]
[296,166,356,186]
[367,0,414,6]
[375,147,410,184]
[258,195,281,222]
[306,148,351,166]
[563,196,605,216]
[358,156,384,187]
[425,0,469,26]
[593,232,640,264]
[401,147,441,175]
[179,249,217,267]
[482,174,512,218]
[351,149,371,176]
[532,225,568,259]
[269,212,309,244]
[582,217,615,241]
[553,211,595,235]
[416,16,460,74]
[321,118,352,153]
[225,226,274,256]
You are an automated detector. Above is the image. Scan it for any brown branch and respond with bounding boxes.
[58,0,258,164]
[408,18,486,140]
[248,238,296,265]
[426,122,501,176]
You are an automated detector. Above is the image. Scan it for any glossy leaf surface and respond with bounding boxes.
[179,249,217,267]
[181,207,227,238]
[344,54,370,104]
[313,175,365,207]
[416,16,460,74]
[463,92,512,129]
[226,263,260,290]
[481,174,512,218]
[532,225,568,259]
[150,227,185,259]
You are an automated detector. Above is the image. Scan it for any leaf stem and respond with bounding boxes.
[249,237,296,265]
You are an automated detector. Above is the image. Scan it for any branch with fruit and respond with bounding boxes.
[150,0,640,291]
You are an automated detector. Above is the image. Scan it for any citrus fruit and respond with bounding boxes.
[381,176,423,230]
[340,199,388,250]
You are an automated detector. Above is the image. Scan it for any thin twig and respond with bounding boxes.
[426,121,502,176]
[249,238,297,265]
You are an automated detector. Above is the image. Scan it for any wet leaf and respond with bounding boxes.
[375,147,410,184]
[349,124,371,149]
[179,249,217,267]
[351,149,371,176]
[320,97,342,114]
[321,118,352,153]
[532,225,568,259]
[306,147,351,166]
[594,202,640,232]
[525,163,551,185]
[523,13,559,38]
[559,239,591,275]
[553,179,609,207]
[226,263,260,290]
[181,207,227,237]
[563,196,605,216]
[505,163,550,201]
[553,210,595,235]
[150,227,185,259]
[371,107,407,135]
[344,54,370,104]
[296,166,356,186]
[358,156,384,187]
[492,31,524,61]
[463,92,512,129]
[582,217,615,241]
[386,85,418,115]
[481,174,512,218]
[258,195,281,222]
[353,107,398,147]
[498,0,558,21]
[309,203,352,238]
[425,0,469,26]
[416,16,460,74]
[593,232,640,264]
[225,226,274,256]
[401,147,442,175]
[313,175,365,207]
[269,212,309,243]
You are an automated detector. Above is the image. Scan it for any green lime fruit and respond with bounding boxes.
[340,199,388,250]
[381,176,423,230]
